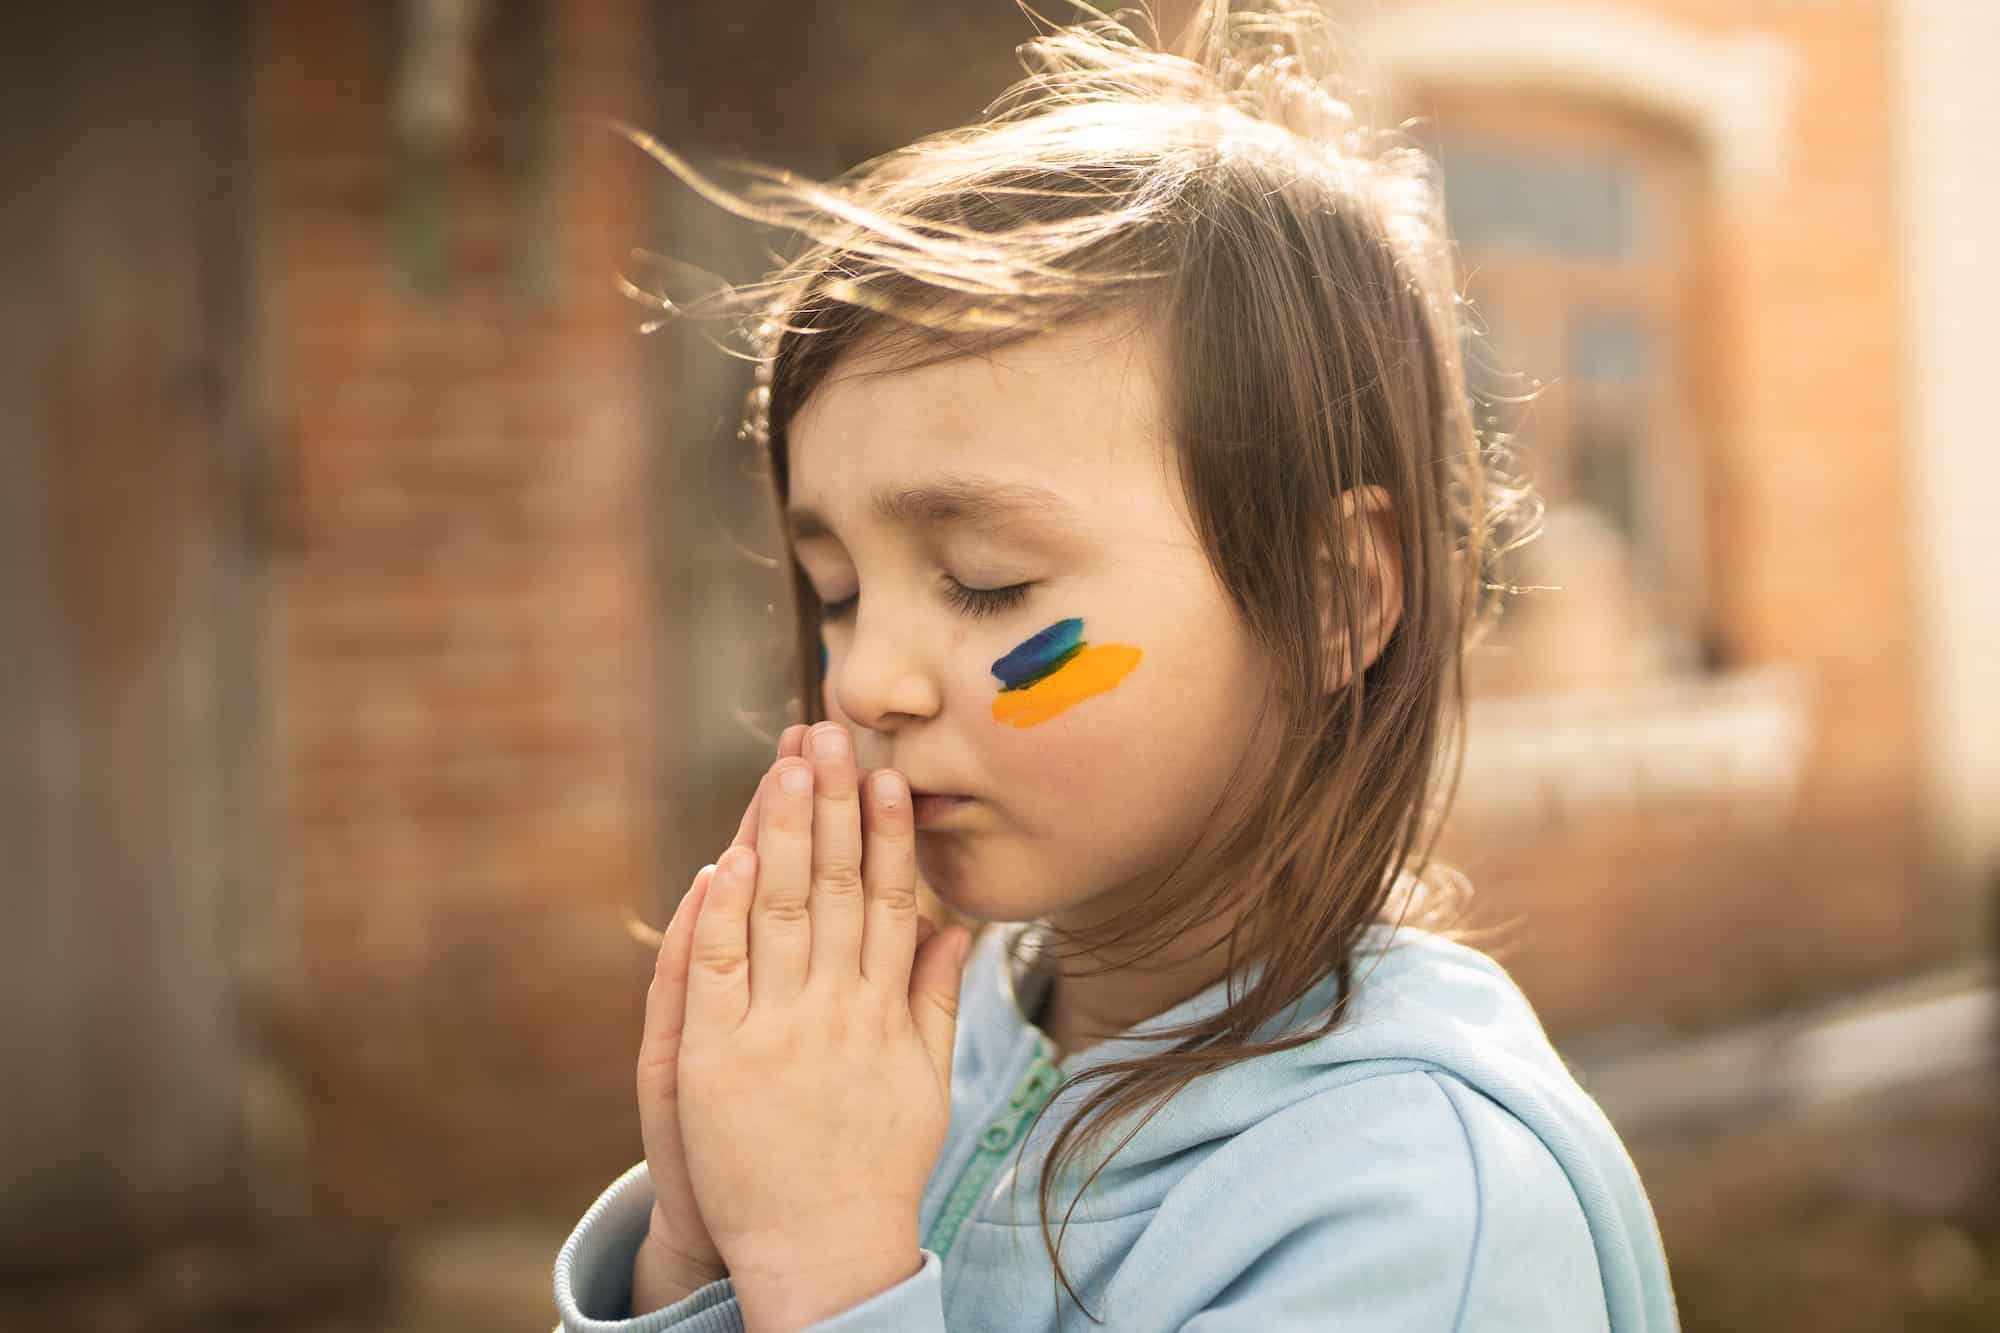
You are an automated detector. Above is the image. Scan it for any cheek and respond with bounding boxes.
[982,616,1143,731]
[972,616,1245,811]
[970,625,1131,807]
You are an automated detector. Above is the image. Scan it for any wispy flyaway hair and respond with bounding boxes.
[615,1,1540,1320]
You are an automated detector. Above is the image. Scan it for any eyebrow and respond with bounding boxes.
[785,477,1080,543]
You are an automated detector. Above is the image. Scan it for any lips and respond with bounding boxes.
[909,790,974,826]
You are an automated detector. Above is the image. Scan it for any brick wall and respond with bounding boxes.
[250,0,1935,1228]
[260,0,660,1225]
[1404,0,1931,1031]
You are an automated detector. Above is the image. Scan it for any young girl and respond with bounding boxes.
[556,3,1678,1329]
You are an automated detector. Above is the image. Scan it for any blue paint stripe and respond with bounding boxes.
[990,618,1085,690]
[997,643,1082,692]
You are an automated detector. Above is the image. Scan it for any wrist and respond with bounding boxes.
[732,1247,923,1333]
[632,1208,727,1314]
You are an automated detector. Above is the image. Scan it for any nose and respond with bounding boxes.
[826,600,942,733]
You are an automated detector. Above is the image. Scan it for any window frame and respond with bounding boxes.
[1399,85,1724,687]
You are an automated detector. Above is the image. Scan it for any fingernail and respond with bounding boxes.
[872,771,905,807]
[719,846,756,880]
[685,864,716,911]
[812,724,848,758]
[779,764,813,795]
[674,869,711,923]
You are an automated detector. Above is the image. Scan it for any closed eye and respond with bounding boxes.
[942,576,1030,618]
[817,577,1031,622]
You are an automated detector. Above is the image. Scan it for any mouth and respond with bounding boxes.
[909,790,975,827]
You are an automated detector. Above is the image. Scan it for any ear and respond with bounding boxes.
[1316,485,1405,693]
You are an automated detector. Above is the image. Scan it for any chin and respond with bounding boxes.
[916,842,1037,925]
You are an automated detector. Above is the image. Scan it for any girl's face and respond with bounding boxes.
[785,316,1272,928]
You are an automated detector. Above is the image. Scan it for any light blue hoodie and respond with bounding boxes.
[555,919,1680,1331]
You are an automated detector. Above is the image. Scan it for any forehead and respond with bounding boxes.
[785,317,1174,513]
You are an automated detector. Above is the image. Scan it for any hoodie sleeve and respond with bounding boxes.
[1104,1069,1613,1331]
[552,1161,948,1333]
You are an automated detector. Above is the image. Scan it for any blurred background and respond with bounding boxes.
[4,1,1995,1328]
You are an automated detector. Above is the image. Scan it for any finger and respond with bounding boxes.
[910,918,971,1086]
[750,756,816,1005]
[858,767,921,992]
[686,846,756,1031]
[804,722,866,986]
[727,727,808,851]
[729,768,771,852]
[638,864,715,1100]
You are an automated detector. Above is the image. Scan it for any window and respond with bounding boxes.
[1408,90,1719,695]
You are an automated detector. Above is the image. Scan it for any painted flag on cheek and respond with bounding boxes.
[990,617,1142,729]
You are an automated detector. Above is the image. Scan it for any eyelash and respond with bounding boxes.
[819,576,1030,622]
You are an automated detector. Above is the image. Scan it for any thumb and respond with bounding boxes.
[910,926,972,1076]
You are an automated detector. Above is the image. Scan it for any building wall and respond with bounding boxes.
[258,0,660,1225]
[1890,0,2000,925]
[3,1,256,1255]
[248,0,1956,1228]
[1352,0,1930,1033]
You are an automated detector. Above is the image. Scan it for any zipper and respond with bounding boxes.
[923,1035,1063,1262]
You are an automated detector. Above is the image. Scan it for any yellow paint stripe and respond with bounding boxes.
[990,643,1142,728]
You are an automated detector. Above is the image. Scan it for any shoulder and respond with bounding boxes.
[1182,1068,1583,1237]
[1121,1071,1607,1330]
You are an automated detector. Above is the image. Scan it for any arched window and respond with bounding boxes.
[1407,88,1720,696]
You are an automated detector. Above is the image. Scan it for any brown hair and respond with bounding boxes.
[619,1,1538,1320]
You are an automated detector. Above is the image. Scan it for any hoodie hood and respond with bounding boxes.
[953,916,1677,1329]
[554,912,1680,1332]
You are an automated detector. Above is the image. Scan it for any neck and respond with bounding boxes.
[1026,905,1245,1057]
